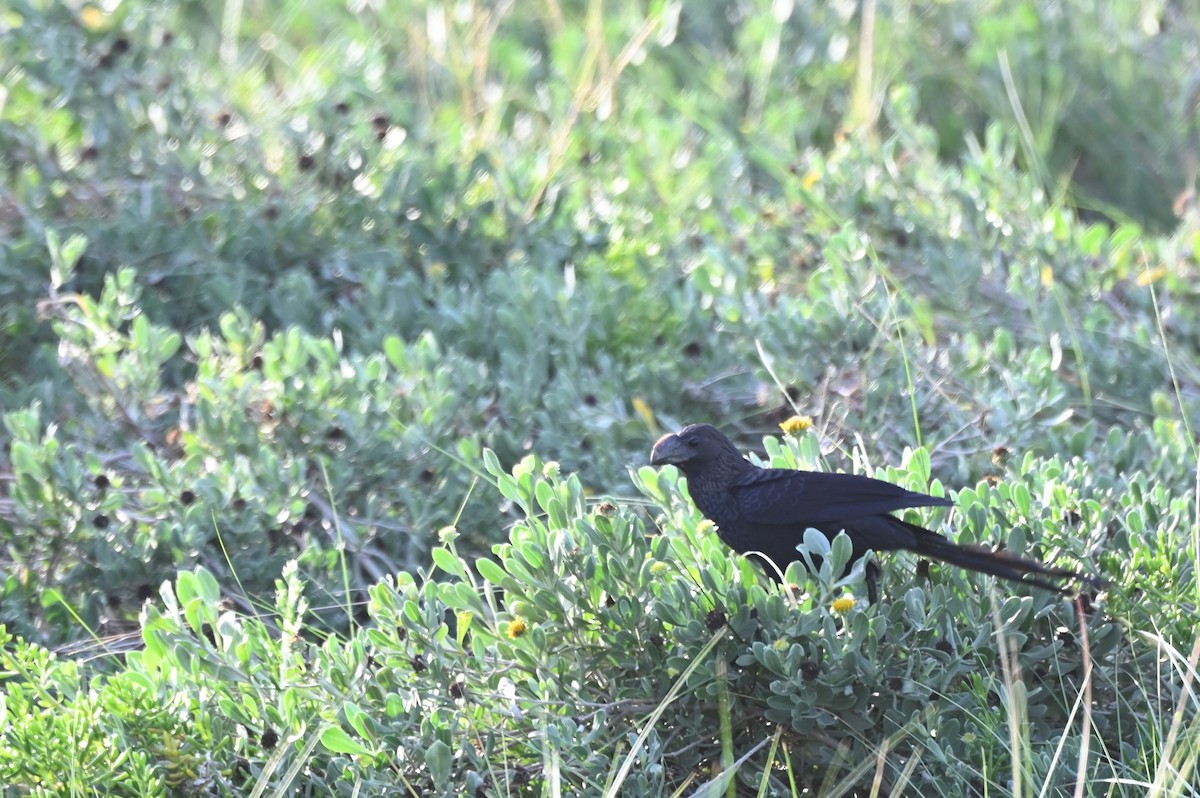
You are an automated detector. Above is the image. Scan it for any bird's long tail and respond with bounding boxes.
[902,520,1105,592]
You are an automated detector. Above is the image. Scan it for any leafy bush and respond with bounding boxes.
[2,1,1200,793]
[0,441,1187,795]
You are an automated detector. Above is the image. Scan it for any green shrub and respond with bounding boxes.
[5,0,1200,649]
[4,440,1185,796]
[1,3,1199,791]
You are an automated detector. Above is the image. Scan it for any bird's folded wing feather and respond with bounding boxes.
[729,468,953,525]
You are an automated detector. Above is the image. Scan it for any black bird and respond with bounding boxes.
[650,423,1098,602]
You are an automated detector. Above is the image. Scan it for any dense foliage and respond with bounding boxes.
[2,0,1198,794]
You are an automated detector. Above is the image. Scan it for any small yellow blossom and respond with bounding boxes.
[696,519,715,534]
[437,525,459,544]
[80,6,111,31]
[541,460,560,479]
[780,415,813,435]
[505,617,528,640]
[1040,265,1055,289]
[1137,266,1168,286]
[649,560,670,575]
[831,596,857,614]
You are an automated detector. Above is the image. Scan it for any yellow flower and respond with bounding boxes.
[649,560,670,575]
[831,596,856,614]
[505,617,529,640]
[80,6,111,31]
[696,519,715,534]
[1137,266,1168,286]
[780,415,813,435]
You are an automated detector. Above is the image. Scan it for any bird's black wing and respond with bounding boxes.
[727,468,953,526]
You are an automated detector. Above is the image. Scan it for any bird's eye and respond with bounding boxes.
[685,437,700,447]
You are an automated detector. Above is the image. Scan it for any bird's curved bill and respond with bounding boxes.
[650,433,684,465]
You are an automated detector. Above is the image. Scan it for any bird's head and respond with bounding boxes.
[650,424,742,470]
